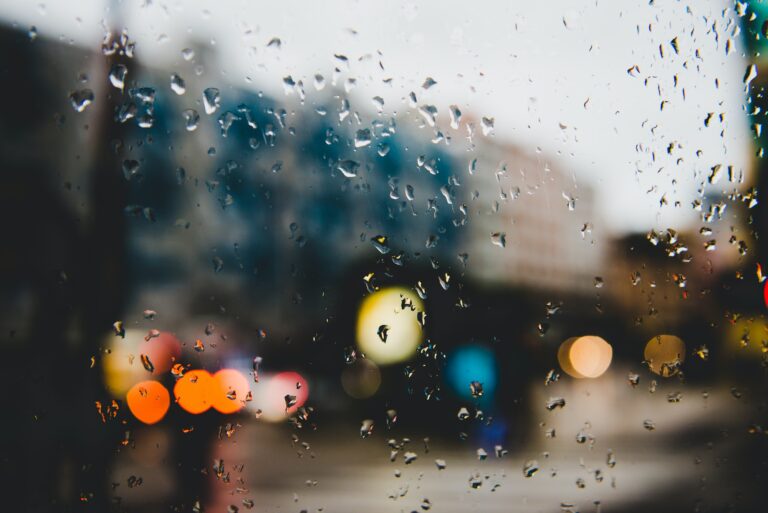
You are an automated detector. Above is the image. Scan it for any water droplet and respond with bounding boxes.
[490,232,506,248]
[418,105,437,127]
[360,419,374,438]
[181,47,195,61]
[170,73,186,95]
[354,128,372,148]
[744,64,758,89]
[336,159,359,178]
[140,354,154,373]
[449,105,462,129]
[282,75,296,94]
[480,117,494,136]
[183,109,200,131]
[468,158,477,175]
[203,87,221,114]
[109,64,127,91]
[544,369,560,386]
[371,96,384,113]
[218,111,240,137]
[122,159,141,181]
[338,98,350,122]
[69,89,94,112]
[546,397,566,411]
[708,164,723,184]
[670,36,679,54]
[523,460,539,478]
[575,428,591,444]
[313,74,325,90]
[137,114,154,128]
[371,235,390,254]
[131,87,156,105]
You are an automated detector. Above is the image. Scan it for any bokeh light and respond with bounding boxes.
[126,380,170,425]
[103,330,183,397]
[558,336,613,379]
[764,280,768,309]
[211,368,251,414]
[725,318,768,356]
[644,334,685,377]
[356,287,424,365]
[556,337,579,378]
[103,329,148,397]
[252,371,309,422]
[173,369,214,414]
[445,345,497,399]
[139,331,181,376]
[341,358,381,399]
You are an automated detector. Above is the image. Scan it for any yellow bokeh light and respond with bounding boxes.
[557,335,612,379]
[102,329,181,397]
[725,318,768,356]
[644,334,685,377]
[102,329,148,397]
[356,287,424,365]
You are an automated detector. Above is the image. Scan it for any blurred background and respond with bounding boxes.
[1,1,767,512]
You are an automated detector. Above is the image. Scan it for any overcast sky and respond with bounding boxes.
[1,0,753,234]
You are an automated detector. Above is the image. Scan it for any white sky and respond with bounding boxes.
[1,0,753,234]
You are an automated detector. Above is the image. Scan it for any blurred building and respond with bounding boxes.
[459,138,604,294]
[605,190,754,336]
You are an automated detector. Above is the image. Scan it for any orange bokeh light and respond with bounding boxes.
[126,380,170,424]
[173,369,214,414]
[557,335,613,379]
[211,369,251,414]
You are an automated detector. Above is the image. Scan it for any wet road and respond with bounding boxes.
[113,374,760,513]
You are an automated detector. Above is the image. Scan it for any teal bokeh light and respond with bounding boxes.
[445,345,498,401]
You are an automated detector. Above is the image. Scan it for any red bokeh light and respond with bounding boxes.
[139,332,181,376]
